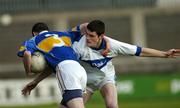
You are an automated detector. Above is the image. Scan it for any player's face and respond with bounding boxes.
[86,29,103,48]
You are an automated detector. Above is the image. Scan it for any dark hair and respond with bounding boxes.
[87,20,105,36]
[32,22,49,34]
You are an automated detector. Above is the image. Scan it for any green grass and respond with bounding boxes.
[0,104,58,108]
[1,100,180,108]
[1,87,180,108]
[1,92,180,108]
[121,100,180,108]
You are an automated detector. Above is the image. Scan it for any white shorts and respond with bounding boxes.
[80,61,115,93]
[56,60,87,93]
[86,75,115,93]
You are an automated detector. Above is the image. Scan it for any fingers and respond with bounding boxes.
[167,49,180,58]
[28,90,31,95]
[172,49,180,57]
[101,49,109,57]
[173,49,180,53]
[21,81,38,96]
[102,36,110,57]
[173,53,180,57]
[22,88,29,96]
[170,49,180,53]
[21,85,32,96]
[22,89,31,96]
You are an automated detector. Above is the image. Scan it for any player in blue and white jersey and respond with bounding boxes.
[18,22,87,108]
[72,20,180,108]
[71,20,142,108]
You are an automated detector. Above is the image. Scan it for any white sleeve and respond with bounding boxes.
[106,36,141,56]
[72,42,81,59]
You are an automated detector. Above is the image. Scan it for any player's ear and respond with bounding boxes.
[32,32,35,37]
[32,32,38,37]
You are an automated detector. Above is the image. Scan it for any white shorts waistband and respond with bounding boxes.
[58,60,79,67]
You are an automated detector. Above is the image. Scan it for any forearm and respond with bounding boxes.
[33,69,52,84]
[80,23,88,35]
[23,51,32,75]
[140,48,168,58]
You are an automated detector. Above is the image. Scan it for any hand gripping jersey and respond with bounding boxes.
[17,30,82,69]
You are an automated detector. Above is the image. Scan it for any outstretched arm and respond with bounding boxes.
[140,48,180,58]
[22,68,52,96]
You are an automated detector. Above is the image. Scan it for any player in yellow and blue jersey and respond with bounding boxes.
[18,22,87,108]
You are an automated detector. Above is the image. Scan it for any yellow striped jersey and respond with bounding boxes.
[17,28,82,69]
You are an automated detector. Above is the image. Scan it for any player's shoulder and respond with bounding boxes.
[70,25,80,32]
[21,37,34,45]
[107,37,128,47]
[49,31,72,36]
[73,36,86,44]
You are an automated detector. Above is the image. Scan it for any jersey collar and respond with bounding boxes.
[39,30,48,34]
[91,38,106,50]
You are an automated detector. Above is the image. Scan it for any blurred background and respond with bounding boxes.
[0,0,180,108]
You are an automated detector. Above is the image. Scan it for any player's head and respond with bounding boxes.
[86,20,105,48]
[32,22,49,36]
[87,20,105,36]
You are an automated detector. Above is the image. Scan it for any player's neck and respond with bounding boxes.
[96,38,102,49]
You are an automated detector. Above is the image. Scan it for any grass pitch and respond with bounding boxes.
[1,94,180,108]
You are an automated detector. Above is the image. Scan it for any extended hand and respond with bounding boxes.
[166,49,180,58]
[22,81,38,96]
[101,36,110,56]
[101,48,109,57]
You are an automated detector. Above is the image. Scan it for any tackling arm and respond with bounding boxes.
[22,68,53,96]
[32,68,52,84]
